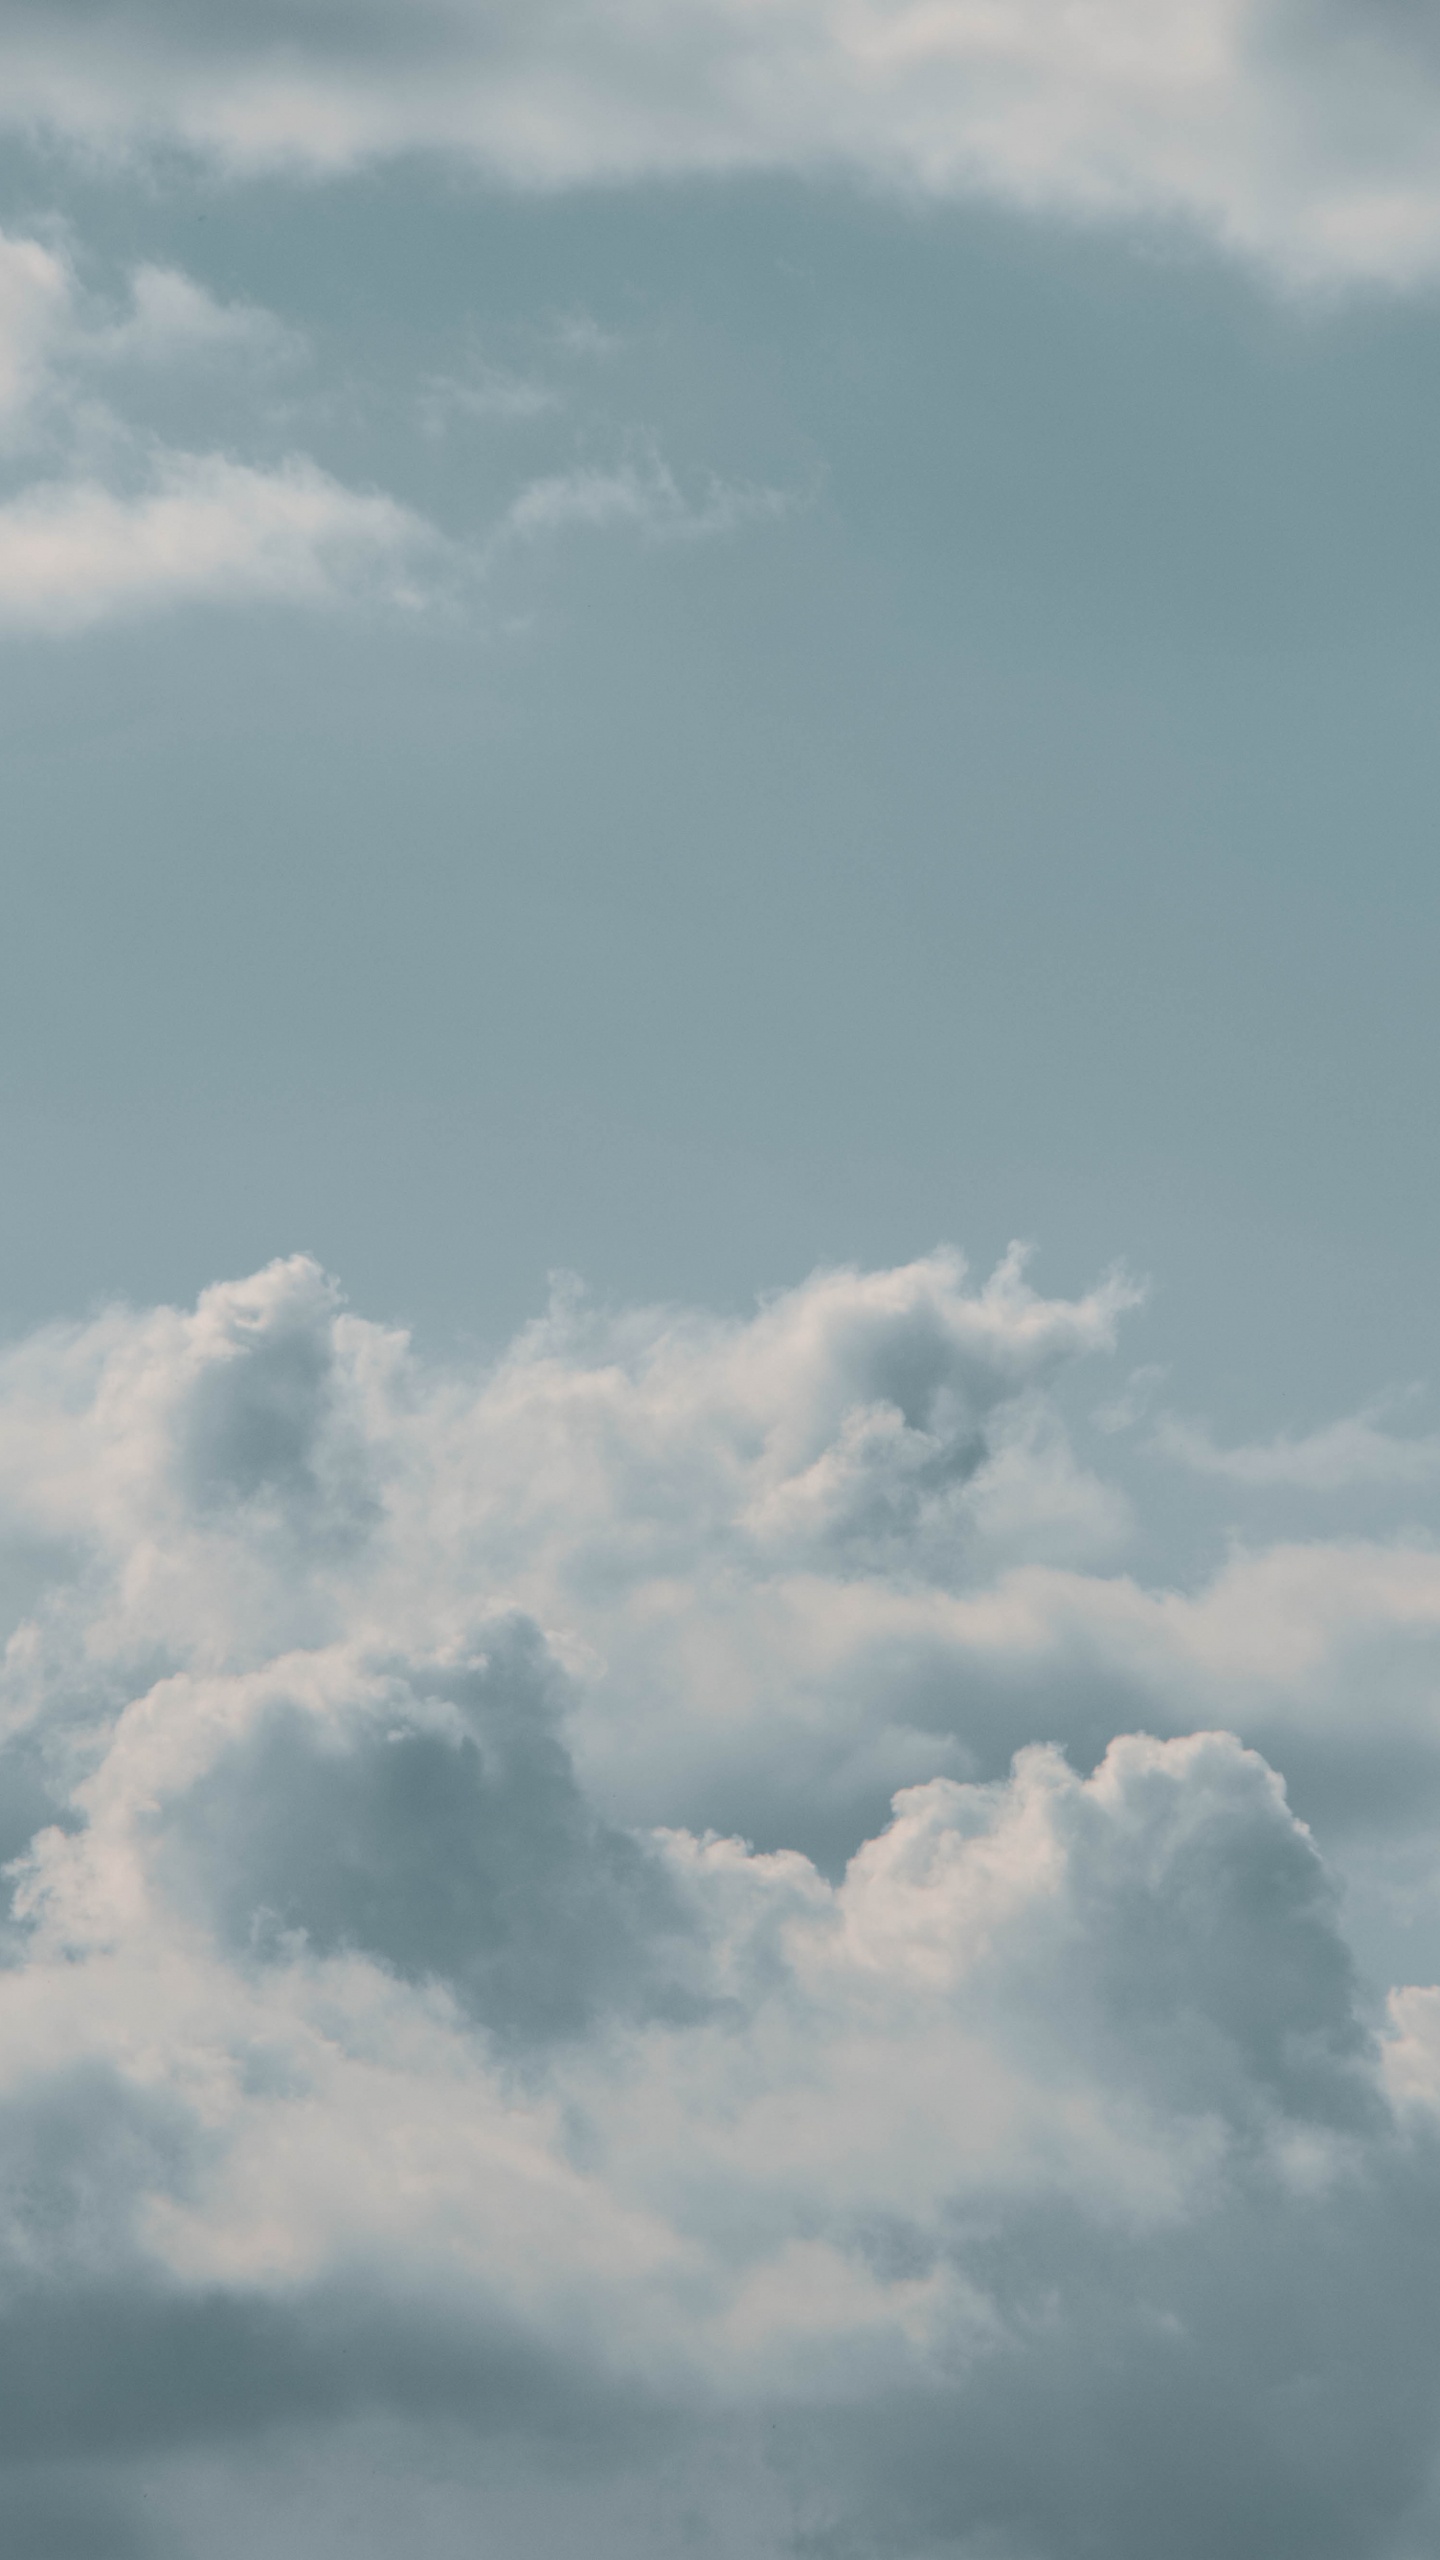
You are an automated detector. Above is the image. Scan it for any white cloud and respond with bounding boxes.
[7,1244,1440,1881]
[1155,1404,1440,1491]
[420,364,559,433]
[3,1248,1440,2550]
[0,223,448,630]
[1093,1361,1169,1434]
[0,229,296,438]
[0,219,785,631]
[4,2,1440,285]
[88,261,304,368]
[0,229,73,436]
[495,445,794,551]
[0,451,440,630]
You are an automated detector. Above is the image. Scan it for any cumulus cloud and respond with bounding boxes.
[3,2,1440,284]
[3,1248,1440,2550]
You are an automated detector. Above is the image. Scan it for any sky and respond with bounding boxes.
[5,3,1440,2553]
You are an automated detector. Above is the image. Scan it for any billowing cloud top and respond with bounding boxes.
[4,1248,1440,2554]
[6,0,1440,284]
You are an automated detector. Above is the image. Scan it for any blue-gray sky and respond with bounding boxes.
[5,9,1440,2556]
[0,141,1436,1435]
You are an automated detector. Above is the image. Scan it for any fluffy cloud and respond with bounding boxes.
[5,2,1440,284]
[3,1249,1440,2553]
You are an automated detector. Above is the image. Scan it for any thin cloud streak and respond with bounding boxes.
[1155,1406,1440,1491]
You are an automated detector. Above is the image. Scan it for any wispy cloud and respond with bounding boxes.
[1093,1362,1169,1435]
[1155,1402,1440,1491]
[495,444,795,552]
[0,229,75,437]
[418,363,560,435]
[0,224,443,630]
[0,232,299,443]
[549,309,622,362]
[0,225,787,633]
[85,261,304,369]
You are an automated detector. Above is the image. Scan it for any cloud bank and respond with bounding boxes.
[4,1248,1440,2553]
[5,2,1440,285]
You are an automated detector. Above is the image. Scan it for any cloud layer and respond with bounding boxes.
[6,2,1440,284]
[3,1249,1440,2553]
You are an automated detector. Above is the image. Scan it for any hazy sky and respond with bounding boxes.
[5,7,1440,2556]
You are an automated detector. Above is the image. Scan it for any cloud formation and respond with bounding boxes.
[3,1249,1440,2552]
[0,222,785,632]
[0,226,441,631]
[5,1,1440,284]
[493,444,792,553]
[0,454,437,630]
[1155,1403,1440,1491]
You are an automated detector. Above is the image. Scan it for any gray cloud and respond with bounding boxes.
[162,1628,693,2045]
[5,2,1440,283]
[1,1252,1440,2552]
[777,2134,1440,2560]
